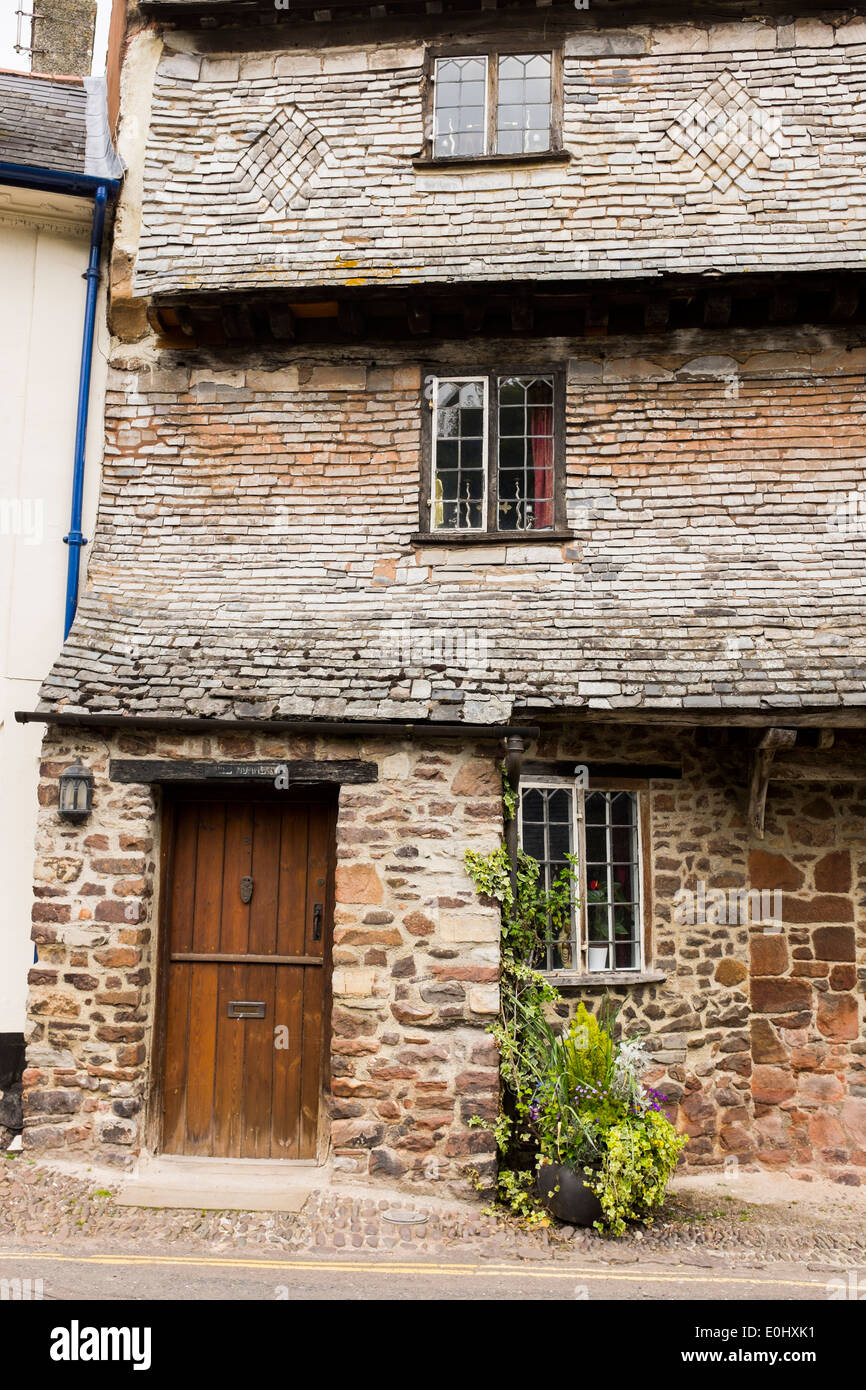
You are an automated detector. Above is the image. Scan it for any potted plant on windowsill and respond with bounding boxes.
[529,1001,688,1235]
[586,878,634,973]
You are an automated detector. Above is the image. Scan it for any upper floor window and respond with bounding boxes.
[424,372,563,535]
[431,51,557,160]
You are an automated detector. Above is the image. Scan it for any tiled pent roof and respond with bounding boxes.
[0,70,122,179]
[0,70,88,172]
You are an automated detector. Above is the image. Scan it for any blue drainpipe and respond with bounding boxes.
[63,182,109,638]
[0,163,121,638]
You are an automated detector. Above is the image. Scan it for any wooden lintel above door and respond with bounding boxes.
[110,758,378,785]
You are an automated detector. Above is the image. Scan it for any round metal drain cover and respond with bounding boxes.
[382,1208,428,1225]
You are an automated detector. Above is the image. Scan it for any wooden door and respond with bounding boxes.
[158,792,334,1159]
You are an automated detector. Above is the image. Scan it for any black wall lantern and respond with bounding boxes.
[58,763,94,822]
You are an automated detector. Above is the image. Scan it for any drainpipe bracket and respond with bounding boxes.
[63,532,88,547]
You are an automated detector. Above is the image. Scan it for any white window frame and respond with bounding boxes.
[430,375,489,534]
[518,777,646,976]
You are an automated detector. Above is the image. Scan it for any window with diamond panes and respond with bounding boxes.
[496,54,552,155]
[428,374,558,534]
[430,52,555,159]
[433,56,488,158]
[431,378,487,531]
[498,376,555,531]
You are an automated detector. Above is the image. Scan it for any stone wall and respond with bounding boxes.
[133,17,866,294]
[32,0,96,79]
[535,723,866,1182]
[24,718,866,1184]
[23,725,503,1192]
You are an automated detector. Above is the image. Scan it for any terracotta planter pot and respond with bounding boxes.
[536,1162,604,1225]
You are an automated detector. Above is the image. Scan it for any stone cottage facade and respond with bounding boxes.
[17,0,866,1191]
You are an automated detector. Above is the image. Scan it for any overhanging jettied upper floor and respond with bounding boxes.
[131,8,866,300]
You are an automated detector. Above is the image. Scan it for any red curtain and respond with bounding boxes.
[531,406,554,529]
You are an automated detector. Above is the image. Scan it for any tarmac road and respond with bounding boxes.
[0,1246,842,1301]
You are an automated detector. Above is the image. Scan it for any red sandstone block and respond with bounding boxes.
[95,1024,144,1042]
[817,993,859,1040]
[750,976,812,1013]
[94,901,132,924]
[331,1079,387,1098]
[413,1113,456,1130]
[31,904,70,923]
[113,878,146,896]
[433,966,499,982]
[93,948,140,967]
[798,1072,845,1103]
[91,858,146,875]
[119,835,152,852]
[748,850,804,891]
[455,1068,499,1091]
[28,969,57,986]
[812,926,856,961]
[782,896,853,924]
[749,935,789,976]
[814,851,852,894]
[414,1093,455,1110]
[830,965,857,990]
[444,1132,496,1157]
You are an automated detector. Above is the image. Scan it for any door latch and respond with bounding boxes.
[240,876,253,904]
[312,902,323,941]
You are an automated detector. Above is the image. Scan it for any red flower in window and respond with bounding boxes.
[589,880,599,890]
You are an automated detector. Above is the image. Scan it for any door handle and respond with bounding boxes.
[312,903,323,941]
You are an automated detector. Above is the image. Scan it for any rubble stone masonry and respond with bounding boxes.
[537,724,866,1181]
[24,725,503,1190]
[25,720,866,1182]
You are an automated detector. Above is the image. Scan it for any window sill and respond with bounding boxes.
[412,530,574,547]
[413,150,571,172]
[542,970,668,989]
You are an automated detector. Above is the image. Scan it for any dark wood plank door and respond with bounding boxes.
[160,794,334,1159]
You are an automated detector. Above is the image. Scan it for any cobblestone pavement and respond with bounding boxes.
[2,1157,865,1271]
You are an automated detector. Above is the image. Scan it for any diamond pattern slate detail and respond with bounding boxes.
[667,73,786,192]
[237,105,330,212]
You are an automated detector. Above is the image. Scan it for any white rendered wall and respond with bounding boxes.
[0,189,107,1031]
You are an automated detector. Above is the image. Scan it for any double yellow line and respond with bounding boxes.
[0,1250,828,1290]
